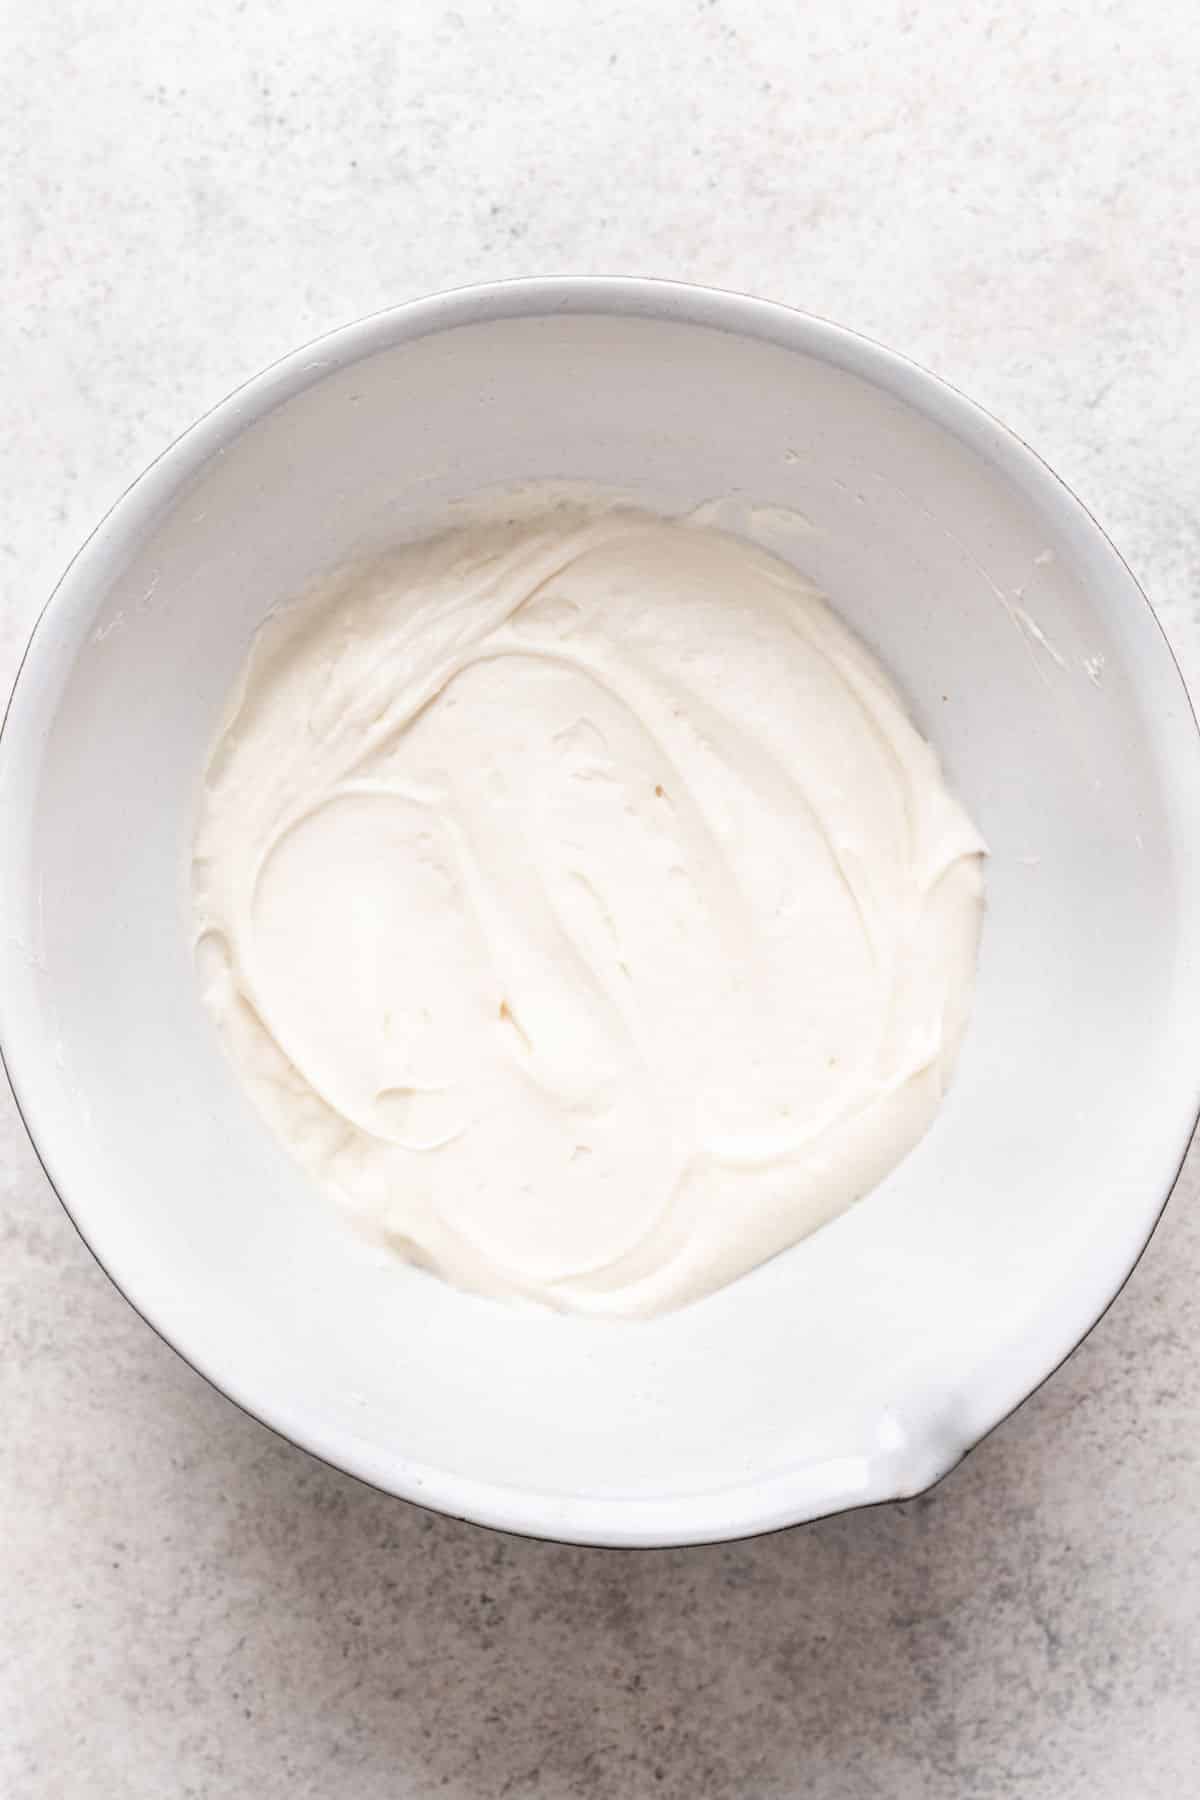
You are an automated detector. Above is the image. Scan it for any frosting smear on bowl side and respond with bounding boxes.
[192,496,985,1317]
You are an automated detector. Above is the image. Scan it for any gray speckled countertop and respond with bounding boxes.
[3,5,1199,1795]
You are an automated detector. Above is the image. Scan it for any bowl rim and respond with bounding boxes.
[3,275,1199,1547]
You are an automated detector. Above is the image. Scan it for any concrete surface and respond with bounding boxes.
[2,2,1199,1795]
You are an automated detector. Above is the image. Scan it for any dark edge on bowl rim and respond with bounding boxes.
[1,274,1198,1550]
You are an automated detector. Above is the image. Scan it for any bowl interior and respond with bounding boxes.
[4,293,1198,1544]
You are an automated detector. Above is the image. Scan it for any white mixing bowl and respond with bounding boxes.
[3,279,1198,1546]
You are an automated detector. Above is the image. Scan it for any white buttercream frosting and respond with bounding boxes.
[193,494,985,1316]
